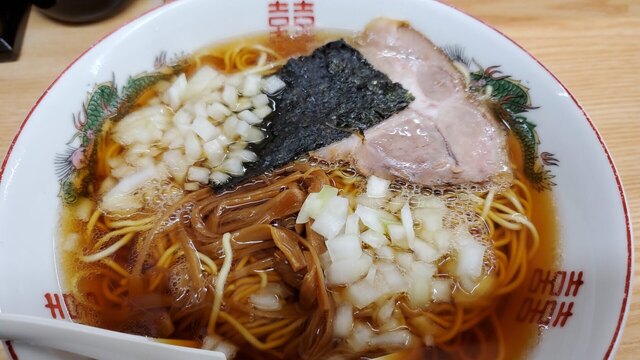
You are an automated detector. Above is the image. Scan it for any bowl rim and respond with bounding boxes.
[0,1,632,359]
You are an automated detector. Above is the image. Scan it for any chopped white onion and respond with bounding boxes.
[222,85,238,107]
[187,166,210,184]
[344,213,360,235]
[74,197,94,221]
[207,102,231,122]
[233,97,253,112]
[387,224,408,248]
[326,234,362,262]
[401,202,415,248]
[228,141,247,151]
[123,144,153,165]
[249,292,282,311]
[226,74,243,87]
[183,66,219,100]
[220,157,244,176]
[192,100,208,118]
[163,73,187,109]
[238,109,262,125]
[113,105,170,145]
[365,267,377,283]
[99,177,117,194]
[333,304,354,338]
[62,233,80,252]
[251,93,270,107]
[229,149,257,163]
[235,119,251,138]
[203,139,225,167]
[376,245,395,260]
[262,75,286,94]
[173,107,194,132]
[415,195,447,209]
[386,194,406,214]
[245,126,265,143]
[133,156,156,169]
[456,237,486,279]
[413,238,440,262]
[203,91,222,104]
[407,261,435,307]
[296,184,342,224]
[432,229,453,252]
[360,229,388,249]
[395,252,415,271]
[379,316,402,334]
[356,193,387,209]
[348,322,375,352]
[105,165,160,197]
[222,115,240,138]
[184,182,201,191]
[161,127,181,149]
[377,262,408,295]
[346,277,382,309]
[183,131,202,163]
[414,207,444,233]
[296,193,318,224]
[432,278,452,303]
[311,200,349,240]
[366,175,391,198]
[107,156,124,170]
[210,171,231,185]
[241,74,262,97]
[110,164,136,179]
[319,250,332,269]
[191,116,220,142]
[311,196,349,240]
[102,165,162,213]
[252,105,272,119]
[377,299,395,323]
[202,334,237,359]
[213,341,237,360]
[106,69,272,197]
[370,329,413,349]
[216,134,232,147]
[201,334,222,350]
[326,254,372,286]
[355,205,385,234]
[162,149,188,183]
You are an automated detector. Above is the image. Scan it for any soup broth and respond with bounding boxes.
[58,29,559,360]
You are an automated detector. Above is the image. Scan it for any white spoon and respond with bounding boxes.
[0,313,225,360]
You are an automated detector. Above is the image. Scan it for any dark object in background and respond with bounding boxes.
[32,0,129,23]
[216,40,414,191]
[0,0,30,62]
[0,0,130,62]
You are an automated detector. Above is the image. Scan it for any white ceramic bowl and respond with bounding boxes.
[0,0,632,359]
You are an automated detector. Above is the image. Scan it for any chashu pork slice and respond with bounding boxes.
[315,18,511,185]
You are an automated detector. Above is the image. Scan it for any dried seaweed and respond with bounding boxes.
[216,40,413,191]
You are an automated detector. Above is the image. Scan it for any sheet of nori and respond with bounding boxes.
[215,39,413,191]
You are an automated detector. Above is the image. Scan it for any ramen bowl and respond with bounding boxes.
[0,0,631,359]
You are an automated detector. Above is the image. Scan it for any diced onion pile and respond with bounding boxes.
[101,67,286,213]
[296,176,490,349]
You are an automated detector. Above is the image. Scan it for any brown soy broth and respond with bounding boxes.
[58,31,560,359]
[500,187,559,358]
[184,31,345,76]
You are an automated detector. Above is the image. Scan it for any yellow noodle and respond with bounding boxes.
[207,232,233,335]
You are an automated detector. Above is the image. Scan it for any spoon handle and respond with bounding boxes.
[0,313,224,360]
